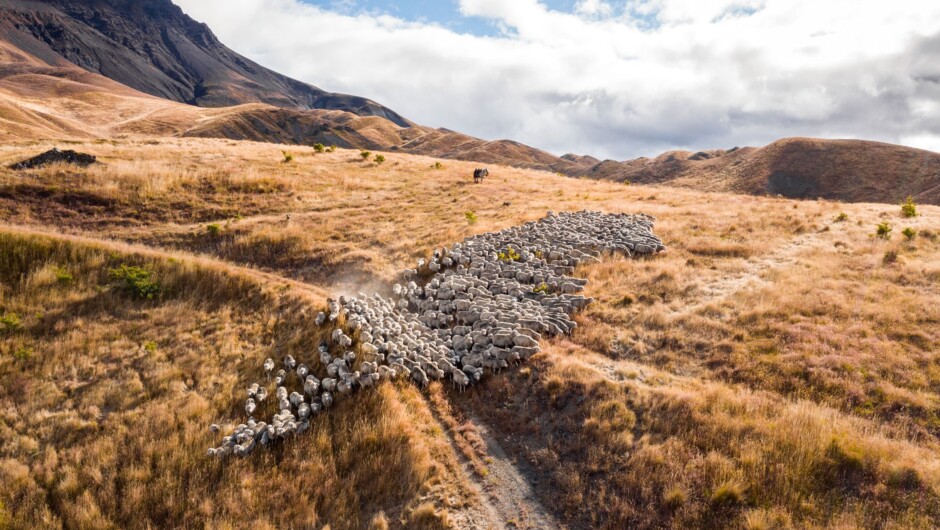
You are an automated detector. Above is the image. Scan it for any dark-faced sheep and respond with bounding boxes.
[473,168,489,183]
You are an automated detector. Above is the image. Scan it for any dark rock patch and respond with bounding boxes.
[9,148,97,170]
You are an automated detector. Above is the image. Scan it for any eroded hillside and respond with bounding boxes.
[1,139,939,529]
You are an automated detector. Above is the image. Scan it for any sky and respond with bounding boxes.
[174,0,940,160]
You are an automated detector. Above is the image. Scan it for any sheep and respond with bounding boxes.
[322,392,334,409]
[315,312,326,326]
[337,380,353,394]
[289,392,304,408]
[343,351,356,364]
[283,355,297,371]
[247,383,259,398]
[473,168,489,183]
[452,369,470,391]
[411,366,429,386]
[322,378,337,392]
[304,375,320,396]
[245,398,257,417]
[274,369,286,386]
[255,386,267,402]
[263,358,275,375]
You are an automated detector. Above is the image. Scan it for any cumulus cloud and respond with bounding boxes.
[175,0,940,159]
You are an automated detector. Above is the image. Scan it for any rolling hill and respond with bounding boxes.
[578,137,940,205]
[0,0,938,206]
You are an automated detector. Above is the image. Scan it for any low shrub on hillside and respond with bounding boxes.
[875,222,892,240]
[465,210,477,225]
[902,227,917,241]
[432,162,443,170]
[374,154,386,164]
[206,223,222,237]
[313,143,325,153]
[360,150,371,160]
[901,196,917,218]
[282,151,294,163]
[835,212,848,222]
[53,266,73,284]
[883,250,899,265]
[108,264,160,300]
[0,313,22,334]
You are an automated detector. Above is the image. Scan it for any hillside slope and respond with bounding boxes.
[2,138,940,529]
[0,0,411,125]
[580,137,940,204]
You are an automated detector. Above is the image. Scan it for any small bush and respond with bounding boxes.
[498,246,521,262]
[663,487,687,510]
[532,282,549,294]
[54,266,73,285]
[360,150,371,160]
[465,210,477,225]
[108,264,161,300]
[313,143,325,153]
[374,154,386,164]
[206,223,222,237]
[13,345,33,361]
[834,212,848,222]
[281,151,294,163]
[432,161,443,170]
[883,250,899,265]
[327,145,336,153]
[710,480,744,507]
[143,341,158,353]
[1,313,22,334]
[901,196,917,218]
[902,227,917,241]
[875,222,892,240]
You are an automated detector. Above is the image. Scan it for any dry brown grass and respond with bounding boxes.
[0,231,475,529]
[2,138,940,528]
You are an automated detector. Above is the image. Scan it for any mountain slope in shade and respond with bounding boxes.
[578,138,940,205]
[0,0,411,126]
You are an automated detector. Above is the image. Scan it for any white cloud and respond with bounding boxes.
[174,0,940,159]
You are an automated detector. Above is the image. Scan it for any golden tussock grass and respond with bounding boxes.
[2,138,940,528]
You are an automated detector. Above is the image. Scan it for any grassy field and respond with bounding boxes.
[1,138,939,529]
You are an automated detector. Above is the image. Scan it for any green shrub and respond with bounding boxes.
[902,227,917,241]
[901,196,917,218]
[360,150,371,160]
[282,151,294,163]
[108,264,160,300]
[374,154,386,164]
[13,345,33,361]
[327,145,336,153]
[313,143,325,153]
[206,223,222,237]
[875,222,892,240]
[498,246,521,263]
[464,210,477,225]
[433,162,443,170]
[532,283,549,295]
[1,313,22,334]
[834,212,848,222]
[54,266,73,284]
[143,341,158,353]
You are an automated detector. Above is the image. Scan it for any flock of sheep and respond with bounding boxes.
[207,210,664,457]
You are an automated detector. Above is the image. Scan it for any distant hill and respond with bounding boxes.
[1,0,938,204]
[576,138,940,205]
[0,0,411,125]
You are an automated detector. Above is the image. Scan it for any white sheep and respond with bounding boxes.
[263,358,275,374]
[322,392,334,408]
[245,398,257,417]
[304,375,320,396]
[296,364,309,379]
